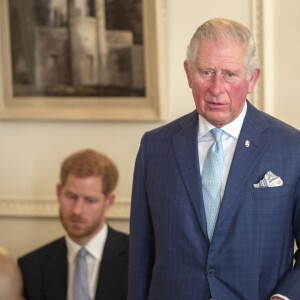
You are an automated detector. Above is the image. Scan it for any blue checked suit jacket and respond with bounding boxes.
[128,101,300,300]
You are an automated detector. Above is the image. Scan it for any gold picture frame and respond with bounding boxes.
[0,0,166,121]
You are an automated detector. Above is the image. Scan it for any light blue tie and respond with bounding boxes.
[202,128,224,241]
[73,248,90,300]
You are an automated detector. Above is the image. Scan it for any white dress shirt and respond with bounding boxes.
[198,103,288,300]
[198,102,247,197]
[66,224,108,300]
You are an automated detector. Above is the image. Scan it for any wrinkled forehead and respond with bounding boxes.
[196,38,247,61]
[199,35,246,49]
[188,39,249,76]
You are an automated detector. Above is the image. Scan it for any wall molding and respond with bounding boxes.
[0,196,130,219]
[251,0,264,111]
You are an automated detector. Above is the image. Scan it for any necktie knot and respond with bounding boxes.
[77,247,88,258]
[211,127,223,142]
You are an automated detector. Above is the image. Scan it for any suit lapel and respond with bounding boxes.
[95,227,128,299]
[44,238,68,299]
[216,102,270,226]
[172,111,208,236]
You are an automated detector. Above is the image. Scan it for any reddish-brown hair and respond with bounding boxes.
[60,149,119,195]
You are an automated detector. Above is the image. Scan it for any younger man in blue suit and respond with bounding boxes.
[19,149,129,300]
[128,18,300,300]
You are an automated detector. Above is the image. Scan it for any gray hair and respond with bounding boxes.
[186,18,260,76]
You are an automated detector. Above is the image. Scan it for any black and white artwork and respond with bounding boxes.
[9,0,145,97]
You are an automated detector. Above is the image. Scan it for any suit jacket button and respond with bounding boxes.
[207,270,214,277]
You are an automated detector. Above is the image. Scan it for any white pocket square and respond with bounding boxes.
[253,171,283,188]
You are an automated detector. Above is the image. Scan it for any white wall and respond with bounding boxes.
[1,0,300,259]
[272,0,300,128]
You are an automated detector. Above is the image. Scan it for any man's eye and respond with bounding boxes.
[85,197,97,204]
[200,70,214,78]
[224,71,236,78]
[66,193,77,201]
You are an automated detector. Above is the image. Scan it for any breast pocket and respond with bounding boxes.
[252,184,291,199]
[252,184,293,229]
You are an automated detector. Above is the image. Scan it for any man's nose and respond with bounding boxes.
[209,75,225,96]
[72,199,85,214]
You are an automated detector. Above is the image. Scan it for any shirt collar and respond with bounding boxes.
[66,223,108,263]
[198,102,247,139]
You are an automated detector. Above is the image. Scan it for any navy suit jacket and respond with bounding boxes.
[128,102,300,300]
[18,226,129,300]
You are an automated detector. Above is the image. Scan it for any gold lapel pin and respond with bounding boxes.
[245,140,250,147]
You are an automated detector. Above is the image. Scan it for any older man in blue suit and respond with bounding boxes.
[128,18,300,300]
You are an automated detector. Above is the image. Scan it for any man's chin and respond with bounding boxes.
[67,229,87,240]
[205,111,235,127]
[65,223,86,236]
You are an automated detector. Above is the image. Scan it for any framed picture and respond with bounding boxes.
[0,0,166,121]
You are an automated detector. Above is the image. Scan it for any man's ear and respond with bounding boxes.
[184,60,193,88]
[56,183,63,202]
[104,192,115,212]
[247,68,261,94]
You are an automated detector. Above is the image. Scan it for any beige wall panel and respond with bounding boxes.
[272,0,300,128]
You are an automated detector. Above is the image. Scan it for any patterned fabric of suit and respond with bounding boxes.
[18,226,129,300]
[128,101,300,300]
